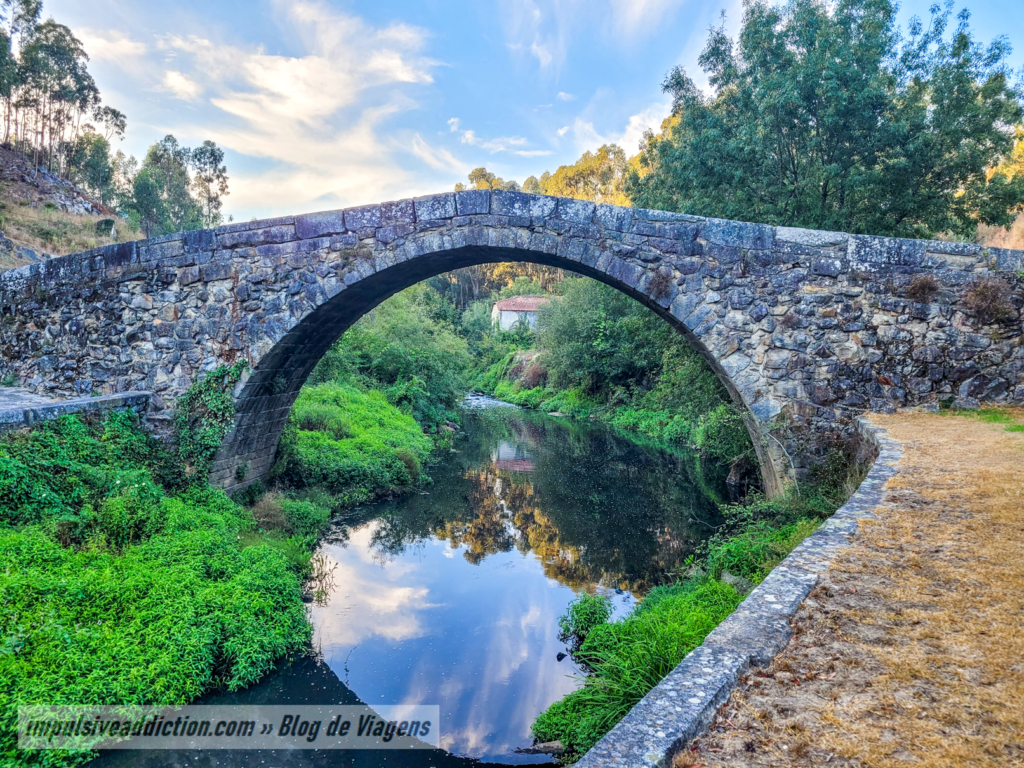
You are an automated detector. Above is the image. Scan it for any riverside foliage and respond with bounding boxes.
[532,478,852,762]
[0,413,312,768]
[474,277,753,468]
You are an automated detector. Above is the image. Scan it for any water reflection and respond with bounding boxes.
[90,403,726,767]
[306,407,724,762]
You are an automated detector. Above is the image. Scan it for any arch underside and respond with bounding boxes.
[214,244,783,495]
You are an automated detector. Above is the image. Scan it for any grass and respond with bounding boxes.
[942,404,1024,437]
[533,497,837,762]
[273,382,433,505]
[534,581,743,760]
[0,192,143,268]
[0,413,312,768]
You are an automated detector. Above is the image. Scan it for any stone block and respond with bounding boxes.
[381,199,415,225]
[811,256,844,277]
[295,210,346,239]
[413,193,456,221]
[217,225,295,249]
[344,204,382,230]
[200,263,233,282]
[492,189,556,218]
[555,198,596,224]
[594,203,633,232]
[454,189,489,216]
[704,218,774,250]
[179,266,201,286]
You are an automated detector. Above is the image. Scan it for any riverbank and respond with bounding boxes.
[522,414,857,762]
[0,412,312,768]
[475,351,752,473]
[0,377,442,768]
[681,407,1024,768]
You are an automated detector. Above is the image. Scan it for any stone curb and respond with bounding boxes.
[0,392,152,434]
[575,415,903,768]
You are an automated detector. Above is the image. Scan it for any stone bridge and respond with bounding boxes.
[0,190,1022,494]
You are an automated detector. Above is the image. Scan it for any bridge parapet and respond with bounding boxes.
[0,190,1021,493]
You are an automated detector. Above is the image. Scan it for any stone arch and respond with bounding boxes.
[212,232,785,495]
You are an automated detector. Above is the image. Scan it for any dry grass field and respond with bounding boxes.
[678,407,1024,768]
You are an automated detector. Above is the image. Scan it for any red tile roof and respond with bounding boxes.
[491,295,552,312]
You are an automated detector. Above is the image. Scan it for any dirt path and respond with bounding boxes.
[677,409,1024,768]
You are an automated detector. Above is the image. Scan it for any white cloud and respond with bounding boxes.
[615,101,671,153]
[500,0,688,73]
[556,91,574,101]
[530,39,553,68]
[557,125,570,137]
[448,117,460,132]
[454,125,532,154]
[411,133,468,173]
[113,0,450,214]
[161,71,202,101]
[608,0,687,39]
[513,149,554,157]
[75,29,147,61]
[570,100,671,154]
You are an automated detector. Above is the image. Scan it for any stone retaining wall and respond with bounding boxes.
[0,390,151,434]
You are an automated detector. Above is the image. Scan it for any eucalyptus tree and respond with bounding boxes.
[190,139,230,227]
[629,0,1024,238]
[16,20,98,169]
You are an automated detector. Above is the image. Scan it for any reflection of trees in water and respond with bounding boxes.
[358,410,726,595]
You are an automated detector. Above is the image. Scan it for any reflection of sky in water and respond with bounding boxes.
[311,520,634,762]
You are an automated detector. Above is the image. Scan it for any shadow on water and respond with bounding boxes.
[91,400,728,767]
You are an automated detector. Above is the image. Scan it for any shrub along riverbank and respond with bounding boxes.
[532,459,857,762]
[0,412,314,768]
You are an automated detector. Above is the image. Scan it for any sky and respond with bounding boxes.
[47,0,1024,222]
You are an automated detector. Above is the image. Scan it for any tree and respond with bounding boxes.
[131,168,163,238]
[190,139,230,227]
[536,278,675,393]
[454,166,521,192]
[0,1,133,187]
[629,0,1024,239]
[992,127,1024,182]
[66,129,113,202]
[92,104,125,141]
[530,145,630,205]
[17,20,98,169]
[138,135,202,233]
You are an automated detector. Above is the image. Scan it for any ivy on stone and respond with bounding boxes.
[173,360,249,478]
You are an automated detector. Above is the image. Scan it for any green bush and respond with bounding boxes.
[173,361,249,478]
[0,414,311,768]
[308,284,472,429]
[558,593,612,647]
[277,383,432,499]
[533,580,741,760]
[706,519,819,582]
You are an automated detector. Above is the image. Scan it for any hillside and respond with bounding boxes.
[0,146,141,270]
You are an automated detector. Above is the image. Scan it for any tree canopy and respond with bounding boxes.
[628,0,1024,238]
[524,144,631,206]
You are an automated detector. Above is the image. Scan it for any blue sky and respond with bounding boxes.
[48,0,1024,221]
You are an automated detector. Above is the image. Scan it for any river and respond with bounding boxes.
[92,397,727,767]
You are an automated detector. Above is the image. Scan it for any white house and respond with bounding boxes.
[490,295,552,331]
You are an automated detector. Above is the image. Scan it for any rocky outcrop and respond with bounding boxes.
[0,190,1021,493]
